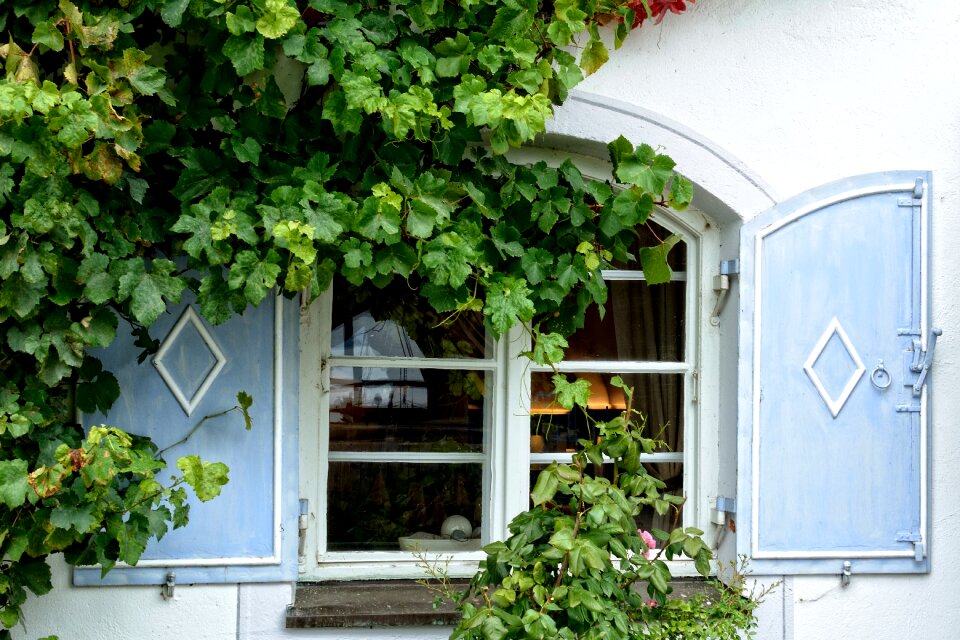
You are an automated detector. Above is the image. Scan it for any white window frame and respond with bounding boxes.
[298,159,721,581]
[500,204,719,578]
[299,288,510,580]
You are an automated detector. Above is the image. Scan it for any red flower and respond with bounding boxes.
[627,0,696,29]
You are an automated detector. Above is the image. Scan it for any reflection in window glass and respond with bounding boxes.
[329,368,486,453]
[327,462,482,551]
[331,276,489,359]
[529,372,683,455]
[564,280,685,362]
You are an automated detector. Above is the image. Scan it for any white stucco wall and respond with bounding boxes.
[576,3,960,640]
[13,2,960,639]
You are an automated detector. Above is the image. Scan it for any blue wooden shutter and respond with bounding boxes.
[737,171,935,575]
[74,292,299,585]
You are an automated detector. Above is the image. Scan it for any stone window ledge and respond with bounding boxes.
[285,578,717,629]
[286,579,468,628]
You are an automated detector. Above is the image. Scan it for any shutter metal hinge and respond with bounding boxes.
[711,496,736,525]
[897,177,924,207]
[896,531,925,562]
[716,496,736,512]
[710,260,740,326]
[320,358,330,393]
[297,499,309,568]
[719,259,740,276]
[691,369,699,403]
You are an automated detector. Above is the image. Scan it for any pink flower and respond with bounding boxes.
[645,599,658,608]
[638,529,657,559]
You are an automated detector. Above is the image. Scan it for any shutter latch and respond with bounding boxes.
[910,328,941,397]
[897,327,942,412]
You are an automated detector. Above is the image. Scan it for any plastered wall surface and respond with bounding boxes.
[13,1,960,638]
[575,3,960,639]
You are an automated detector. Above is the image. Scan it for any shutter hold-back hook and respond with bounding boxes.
[840,561,852,588]
[161,572,176,600]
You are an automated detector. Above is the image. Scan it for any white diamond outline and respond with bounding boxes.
[802,317,865,418]
[152,306,227,417]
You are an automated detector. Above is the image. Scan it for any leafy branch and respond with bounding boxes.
[0,0,698,634]
[426,379,763,640]
[157,391,254,457]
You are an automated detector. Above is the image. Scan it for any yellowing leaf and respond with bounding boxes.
[256,0,301,39]
[177,455,229,502]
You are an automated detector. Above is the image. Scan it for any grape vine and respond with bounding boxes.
[0,0,696,635]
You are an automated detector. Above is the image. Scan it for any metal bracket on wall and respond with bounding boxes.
[840,561,852,587]
[710,259,739,326]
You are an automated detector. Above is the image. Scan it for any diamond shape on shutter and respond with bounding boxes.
[802,317,865,418]
[153,305,227,416]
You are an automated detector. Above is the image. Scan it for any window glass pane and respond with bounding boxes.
[327,462,482,551]
[563,280,685,361]
[610,220,687,271]
[529,372,683,455]
[330,367,486,453]
[331,276,490,359]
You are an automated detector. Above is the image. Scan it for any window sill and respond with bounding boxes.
[286,580,469,628]
[285,578,718,629]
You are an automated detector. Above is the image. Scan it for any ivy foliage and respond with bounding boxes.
[0,0,695,635]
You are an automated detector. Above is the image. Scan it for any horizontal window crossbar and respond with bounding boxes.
[327,356,497,369]
[529,361,690,374]
[529,452,683,465]
[600,270,687,282]
[328,451,486,464]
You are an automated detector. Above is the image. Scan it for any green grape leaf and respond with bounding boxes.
[483,276,535,336]
[50,503,97,533]
[528,331,567,366]
[117,260,185,326]
[32,21,64,52]
[668,174,694,210]
[617,146,677,194]
[160,0,191,26]
[177,455,230,502]
[639,234,682,285]
[257,0,301,39]
[552,373,591,410]
[226,6,257,35]
[227,250,282,305]
[580,38,608,76]
[0,459,29,508]
[223,34,266,75]
[232,136,262,165]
